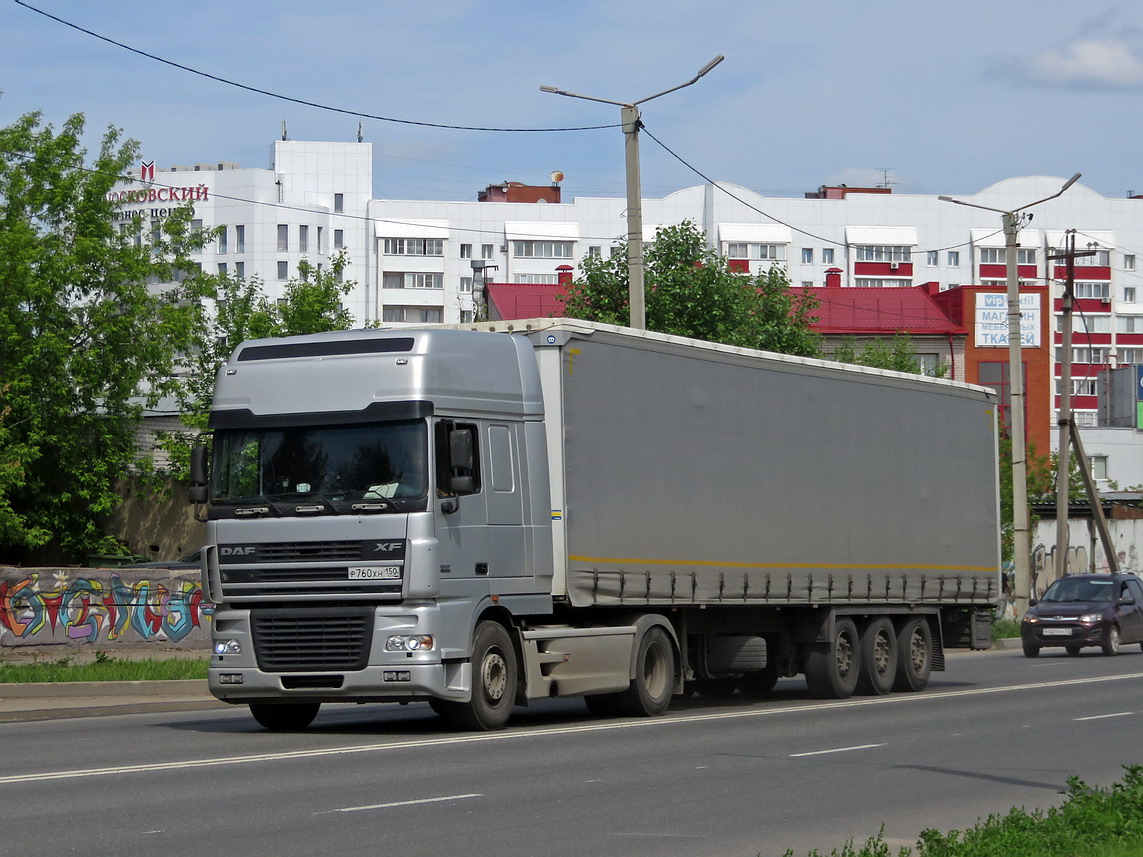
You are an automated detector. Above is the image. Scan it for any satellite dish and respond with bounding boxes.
[550,170,564,183]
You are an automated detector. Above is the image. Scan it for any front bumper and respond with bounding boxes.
[208,661,471,705]
[1021,622,1108,647]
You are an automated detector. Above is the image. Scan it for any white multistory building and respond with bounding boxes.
[114,138,1143,487]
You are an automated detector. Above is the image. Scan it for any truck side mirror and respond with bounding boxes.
[448,428,475,494]
[188,444,209,505]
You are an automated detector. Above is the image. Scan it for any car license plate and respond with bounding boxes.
[1042,627,1073,636]
[348,566,401,580]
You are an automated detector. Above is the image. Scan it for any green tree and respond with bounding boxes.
[157,252,358,479]
[0,111,209,562]
[559,221,822,356]
[830,333,932,374]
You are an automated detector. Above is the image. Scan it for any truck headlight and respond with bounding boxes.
[214,639,242,655]
[385,634,434,652]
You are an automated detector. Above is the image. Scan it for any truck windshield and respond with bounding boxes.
[211,419,428,505]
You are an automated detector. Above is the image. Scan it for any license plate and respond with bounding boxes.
[348,566,401,580]
[1042,627,1073,636]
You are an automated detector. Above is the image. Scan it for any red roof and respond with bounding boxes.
[486,283,568,321]
[812,286,963,335]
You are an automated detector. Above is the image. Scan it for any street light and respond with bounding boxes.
[938,173,1081,618]
[541,56,725,330]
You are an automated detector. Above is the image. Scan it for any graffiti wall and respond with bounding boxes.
[0,566,212,650]
[1030,517,1143,596]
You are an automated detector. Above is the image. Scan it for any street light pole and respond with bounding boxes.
[541,56,725,330]
[939,174,1081,619]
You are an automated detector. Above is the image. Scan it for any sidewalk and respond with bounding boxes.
[0,645,227,723]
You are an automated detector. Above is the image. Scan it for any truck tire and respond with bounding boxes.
[451,620,518,731]
[737,635,780,696]
[804,618,860,699]
[616,626,675,717]
[249,702,321,731]
[893,618,933,692]
[856,617,897,696]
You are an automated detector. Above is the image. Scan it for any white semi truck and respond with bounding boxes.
[190,319,1001,730]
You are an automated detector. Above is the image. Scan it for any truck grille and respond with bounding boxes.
[251,607,372,672]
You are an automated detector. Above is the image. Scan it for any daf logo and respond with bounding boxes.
[220,546,256,556]
[375,542,401,552]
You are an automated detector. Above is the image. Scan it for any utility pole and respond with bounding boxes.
[939,173,1081,618]
[1048,232,1118,577]
[541,56,725,330]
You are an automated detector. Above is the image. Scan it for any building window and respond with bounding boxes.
[481,244,494,259]
[1090,454,1109,479]
[317,227,323,254]
[382,306,442,323]
[460,310,475,323]
[1061,347,1108,364]
[217,225,227,254]
[382,272,444,289]
[979,248,1036,264]
[1118,347,1143,363]
[460,244,472,259]
[727,243,786,261]
[854,278,912,288]
[217,263,228,275]
[235,261,245,279]
[514,273,559,284]
[978,360,1025,434]
[855,245,911,262]
[460,277,473,293]
[801,248,814,264]
[299,225,309,253]
[277,261,288,280]
[334,229,344,249]
[383,238,444,256]
[822,248,835,264]
[948,251,960,267]
[513,240,573,258]
[1074,281,1110,299]
[801,280,814,288]
[235,224,245,253]
[1117,315,1143,333]
[1125,254,1136,271]
[334,193,344,212]
[1124,287,1136,303]
[587,245,602,258]
[277,224,288,252]
[927,251,938,267]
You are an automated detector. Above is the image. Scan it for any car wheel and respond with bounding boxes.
[1065,644,1082,656]
[1101,624,1121,656]
[1022,642,1040,658]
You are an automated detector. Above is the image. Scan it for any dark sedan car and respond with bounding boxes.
[1021,572,1143,657]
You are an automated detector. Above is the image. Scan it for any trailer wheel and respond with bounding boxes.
[893,618,933,692]
[804,618,860,699]
[616,627,675,717]
[856,617,897,696]
[451,621,518,731]
[249,702,321,731]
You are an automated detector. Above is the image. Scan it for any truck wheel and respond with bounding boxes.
[1101,624,1121,656]
[449,621,518,731]
[893,618,932,692]
[857,617,897,696]
[249,702,320,731]
[804,618,860,699]
[616,627,675,717]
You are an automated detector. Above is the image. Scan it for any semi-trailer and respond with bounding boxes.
[191,318,1000,730]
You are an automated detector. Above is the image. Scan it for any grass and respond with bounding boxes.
[0,652,209,683]
[991,618,1020,640]
[779,765,1143,857]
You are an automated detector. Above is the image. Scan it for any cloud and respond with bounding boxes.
[1027,38,1143,87]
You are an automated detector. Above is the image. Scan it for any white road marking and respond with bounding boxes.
[790,743,885,757]
[3,670,1142,786]
[1073,712,1135,721]
[317,793,482,813]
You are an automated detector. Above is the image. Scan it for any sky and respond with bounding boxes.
[3,0,1143,203]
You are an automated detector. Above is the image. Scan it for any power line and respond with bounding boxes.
[14,0,619,135]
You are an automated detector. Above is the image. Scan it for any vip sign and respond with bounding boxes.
[974,292,1040,348]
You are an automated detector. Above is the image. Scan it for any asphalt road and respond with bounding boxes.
[3,647,1142,857]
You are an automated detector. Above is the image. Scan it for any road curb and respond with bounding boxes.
[0,679,208,699]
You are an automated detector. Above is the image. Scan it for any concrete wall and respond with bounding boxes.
[0,566,211,652]
[1030,517,1143,596]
